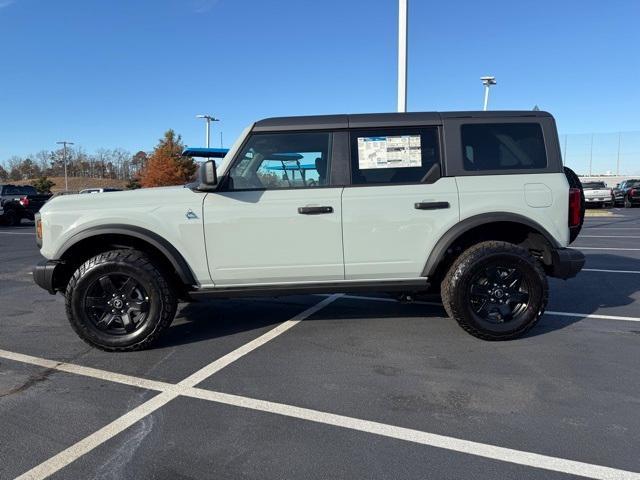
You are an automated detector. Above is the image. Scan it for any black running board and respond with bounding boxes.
[189,279,430,300]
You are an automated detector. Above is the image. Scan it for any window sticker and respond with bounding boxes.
[357,135,422,169]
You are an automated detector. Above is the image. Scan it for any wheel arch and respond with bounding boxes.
[53,225,197,292]
[423,212,561,279]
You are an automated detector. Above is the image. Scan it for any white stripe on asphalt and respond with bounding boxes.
[546,311,640,322]
[2,347,640,480]
[581,235,640,238]
[339,294,640,323]
[0,231,34,235]
[182,389,640,480]
[178,294,342,387]
[12,294,342,480]
[579,247,640,251]
[583,268,640,274]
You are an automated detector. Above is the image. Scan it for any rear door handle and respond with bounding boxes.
[414,201,450,210]
[298,206,334,215]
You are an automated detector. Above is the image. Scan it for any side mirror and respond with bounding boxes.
[197,160,218,191]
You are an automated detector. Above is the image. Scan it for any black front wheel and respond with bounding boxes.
[441,241,548,340]
[65,249,177,351]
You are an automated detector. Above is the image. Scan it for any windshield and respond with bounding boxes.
[582,182,606,189]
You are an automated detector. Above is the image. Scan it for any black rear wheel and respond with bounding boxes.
[4,209,19,226]
[624,196,633,208]
[65,249,177,351]
[441,241,548,340]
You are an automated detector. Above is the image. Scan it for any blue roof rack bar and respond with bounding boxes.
[182,147,229,158]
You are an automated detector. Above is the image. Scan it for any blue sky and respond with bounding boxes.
[0,0,639,173]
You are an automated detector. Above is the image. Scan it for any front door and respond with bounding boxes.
[203,131,344,286]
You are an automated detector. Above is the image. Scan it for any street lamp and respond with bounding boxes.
[56,141,74,191]
[481,76,496,111]
[196,114,220,148]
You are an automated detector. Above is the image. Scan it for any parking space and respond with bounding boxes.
[1,210,640,479]
[0,358,157,479]
[48,396,579,480]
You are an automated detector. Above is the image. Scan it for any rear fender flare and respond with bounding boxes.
[422,212,561,277]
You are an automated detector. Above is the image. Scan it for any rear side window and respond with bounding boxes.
[18,186,37,195]
[350,127,439,185]
[461,123,547,171]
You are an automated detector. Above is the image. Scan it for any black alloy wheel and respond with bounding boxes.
[65,249,177,351]
[468,265,530,324]
[84,273,150,334]
[441,241,548,341]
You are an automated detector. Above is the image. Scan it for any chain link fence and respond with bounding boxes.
[560,131,640,177]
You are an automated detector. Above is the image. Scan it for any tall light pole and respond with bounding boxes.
[397,0,408,112]
[616,132,621,176]
[589,133,594,177]
[481,76,496,111]
[56,141,74,191]
[196,114,219,148]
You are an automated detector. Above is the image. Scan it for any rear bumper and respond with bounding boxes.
[33,259,61,294]
[549,248,585,280]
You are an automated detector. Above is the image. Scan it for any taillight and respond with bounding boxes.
[36,218,43,241]
[631,189,637,197]
[19,196,29,207]
[569,188,581,227]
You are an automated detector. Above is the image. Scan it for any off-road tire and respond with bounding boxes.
[441,241,548,341]
[624,196,633,208]
[65,249,177,351]
[4,209,19,226]
[564,166,585,243]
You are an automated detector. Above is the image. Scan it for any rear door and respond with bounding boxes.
[341,126,460,280]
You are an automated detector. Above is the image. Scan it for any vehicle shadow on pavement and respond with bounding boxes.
[154,298,315,348]
[111,252,640,348]
[525,252,640,337]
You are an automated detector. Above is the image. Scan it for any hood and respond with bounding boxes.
[41,186,189,214]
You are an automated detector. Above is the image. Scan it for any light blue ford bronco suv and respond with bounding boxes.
[33,111,586,351]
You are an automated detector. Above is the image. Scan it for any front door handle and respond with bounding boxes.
[415,201,450,210]
[298,206,333,215]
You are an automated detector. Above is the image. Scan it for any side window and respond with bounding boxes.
[461,123,547,171]
[350,127,439,185]
[228,132,331,190]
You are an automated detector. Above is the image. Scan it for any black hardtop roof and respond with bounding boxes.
[253,111,552,132]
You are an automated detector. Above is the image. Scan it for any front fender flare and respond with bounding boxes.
[53,224,197,286]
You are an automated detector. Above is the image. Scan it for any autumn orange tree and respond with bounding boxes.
[139,130,196,187]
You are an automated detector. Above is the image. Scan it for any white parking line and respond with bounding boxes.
[338,294,640,323]
[546,311,640,322]
[579,247,640,251]
[0,231,34,235]
[583,268,640,274]
[581,235,640,238]
[12,294,342,480]
[2,346,640,479]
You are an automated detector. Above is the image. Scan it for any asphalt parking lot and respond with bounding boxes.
[1,211,639,480]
